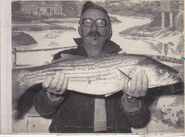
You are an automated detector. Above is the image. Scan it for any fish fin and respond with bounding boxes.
[105,88,123,97]
[50,54,85,64]
[14,83,42,120]
[116,68,131,80]
[105,91,117,97]
[59,54,84,61]
[105,93,114,97]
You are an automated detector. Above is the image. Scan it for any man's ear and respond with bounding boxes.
[107,28,112,40]
[78,26,82,37]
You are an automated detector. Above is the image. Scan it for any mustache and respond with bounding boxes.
[87,31,102,37]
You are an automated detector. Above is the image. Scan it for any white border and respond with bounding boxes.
[1,0,12,134]
[0,0,184,135]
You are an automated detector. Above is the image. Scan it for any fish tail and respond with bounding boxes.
[12,69,26,86]
[14,83,42,120]
[12,68,42,120]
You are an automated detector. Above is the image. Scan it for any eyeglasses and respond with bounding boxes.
[81,18,107,27]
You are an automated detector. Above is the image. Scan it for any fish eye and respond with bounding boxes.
[159,69,166,75]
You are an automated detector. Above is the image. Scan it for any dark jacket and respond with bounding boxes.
[33,38,150,133]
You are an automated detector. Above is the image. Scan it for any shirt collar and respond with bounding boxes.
[73,38,121,56]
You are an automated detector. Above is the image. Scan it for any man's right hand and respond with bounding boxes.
[42,71,69,96]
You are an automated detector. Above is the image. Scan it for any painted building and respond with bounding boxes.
[20,2,63,17]
[160,0,183,28]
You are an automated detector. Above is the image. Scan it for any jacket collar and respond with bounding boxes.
[73,38,121,56]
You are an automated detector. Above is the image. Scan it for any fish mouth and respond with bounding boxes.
[149,81,184,95]
[150,72,184,94]
[157,73,183,89]
[172,73,183,83]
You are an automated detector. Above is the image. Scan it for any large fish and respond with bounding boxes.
[13,53,182,97]
[12,53,183,120]
[13,54,182,94]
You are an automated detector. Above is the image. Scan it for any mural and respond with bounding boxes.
[12,0,184,133]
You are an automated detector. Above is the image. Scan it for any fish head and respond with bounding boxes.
[151,65,182,87]
[138,57,183,88]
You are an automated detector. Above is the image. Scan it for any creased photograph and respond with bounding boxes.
[11,0,184,134]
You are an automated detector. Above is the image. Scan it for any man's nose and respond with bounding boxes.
[91,22,97,31]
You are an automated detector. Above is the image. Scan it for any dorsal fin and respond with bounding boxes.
[52,53,85,63]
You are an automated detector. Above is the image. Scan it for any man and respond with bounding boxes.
[33,1,150,133]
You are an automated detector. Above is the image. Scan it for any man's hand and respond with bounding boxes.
[42,71,69,96]
[122,71,148,98]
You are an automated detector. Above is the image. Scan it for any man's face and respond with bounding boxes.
[79,9,111,56]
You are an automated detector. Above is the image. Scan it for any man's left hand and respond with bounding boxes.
[122,71,148,98]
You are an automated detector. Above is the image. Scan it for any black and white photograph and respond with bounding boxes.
[9,0,184,134]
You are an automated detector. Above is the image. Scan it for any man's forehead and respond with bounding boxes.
[81,9,108,20]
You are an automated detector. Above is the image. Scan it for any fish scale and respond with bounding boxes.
[13,54,182,96]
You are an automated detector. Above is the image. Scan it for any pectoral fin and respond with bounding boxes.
[116,68,131,80]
